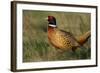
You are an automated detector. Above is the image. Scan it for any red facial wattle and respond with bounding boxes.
[48,16,54,21]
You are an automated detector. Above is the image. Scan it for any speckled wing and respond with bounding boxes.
[54,29,80,50]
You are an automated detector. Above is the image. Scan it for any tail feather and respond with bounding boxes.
[77,31,91,45]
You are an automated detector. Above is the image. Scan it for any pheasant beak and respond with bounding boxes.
[45,17,48,20]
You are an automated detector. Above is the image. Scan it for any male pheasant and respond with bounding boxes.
[47,16,91,52]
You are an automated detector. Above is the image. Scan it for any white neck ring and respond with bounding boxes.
[49,24,56,27]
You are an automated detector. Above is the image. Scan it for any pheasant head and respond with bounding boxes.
[47,16,57,27]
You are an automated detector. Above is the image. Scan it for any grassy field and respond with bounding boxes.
[23,10,91,62]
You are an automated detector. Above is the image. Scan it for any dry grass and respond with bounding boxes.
[23,10,91,62]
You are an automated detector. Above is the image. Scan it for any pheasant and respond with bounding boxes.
[47,16,91,52]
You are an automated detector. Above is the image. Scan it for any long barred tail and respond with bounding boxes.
[77,31,91,45]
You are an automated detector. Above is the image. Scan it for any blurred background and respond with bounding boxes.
[23,10,91,62]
